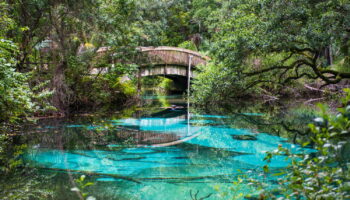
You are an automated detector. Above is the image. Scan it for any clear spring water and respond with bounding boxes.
[20,96,316,199]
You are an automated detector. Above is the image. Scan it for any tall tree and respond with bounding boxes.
[47,0,100,114]
[7,0,51,71]
[192,0,350,105]
[212,0,350,86]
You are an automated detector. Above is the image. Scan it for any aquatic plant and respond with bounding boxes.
[71,175,95,200]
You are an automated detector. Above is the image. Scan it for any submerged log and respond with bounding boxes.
[40,167,240,183]
[40,167,142,184]
[232,135,258,141]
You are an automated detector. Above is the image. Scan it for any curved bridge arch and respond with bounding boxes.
[137,46,209,78]
[92,46,209,92]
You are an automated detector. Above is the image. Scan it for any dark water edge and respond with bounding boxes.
[0,96,329,200]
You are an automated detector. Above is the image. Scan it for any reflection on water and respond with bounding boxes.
[21,96,316,199]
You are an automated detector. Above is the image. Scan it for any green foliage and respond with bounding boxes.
[191,0,220,30]
[0,134,26,174]
[0,170,54,200]
[0,2,15,36]
[0,3,53,186]
[191,0,350,104]
[71,175,95,200]
[262,89,350,199]
[0,39,32,122]
[72,69,136,109]
[214,176,256,200]
[0,38,53,123]
[178,40,198,51]
[120,79,137,97]
[157,78,176,94]
[192,62,252,107]
[99,0,199,47]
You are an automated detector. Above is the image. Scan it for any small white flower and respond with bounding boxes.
[86,196,96,200]
[314,117,324,123]
[70,187,80,192]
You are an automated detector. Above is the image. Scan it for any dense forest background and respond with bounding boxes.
[1,0,350,118]
[1,0,350,199]
[1,0,349,119]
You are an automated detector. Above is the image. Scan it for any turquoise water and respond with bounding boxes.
[21,98,315,199]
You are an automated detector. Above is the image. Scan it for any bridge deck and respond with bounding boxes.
[137,46,209,68]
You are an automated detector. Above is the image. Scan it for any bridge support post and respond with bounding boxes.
[187,55,193,137]
[137,68,141,95]
[137,67,142,106]
[187,55,193,98]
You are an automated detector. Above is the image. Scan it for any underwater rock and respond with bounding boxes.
[244,196,259,200]
[232,135,257,141]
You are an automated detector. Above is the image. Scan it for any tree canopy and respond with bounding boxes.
[192,0,350,105]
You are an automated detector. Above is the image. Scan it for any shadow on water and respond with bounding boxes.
[11,95,320,199]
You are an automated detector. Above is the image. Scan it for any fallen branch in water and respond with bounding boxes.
[138,131,203,147]
[304,97,325,104]
[190,189,213,200]
[304,84,325,92]
[138,173,239,181]
[40,167,142,184]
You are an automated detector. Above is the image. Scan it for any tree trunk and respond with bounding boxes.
[52,61,69,116]
[325,45,332,66]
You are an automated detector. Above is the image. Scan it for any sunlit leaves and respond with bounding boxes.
[0,39,33,123]
[71,175,95,199]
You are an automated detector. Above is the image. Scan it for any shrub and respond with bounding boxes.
[191,62,253,106]
[262,89,350,199]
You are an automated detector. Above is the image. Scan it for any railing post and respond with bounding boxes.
[137,68,141,95]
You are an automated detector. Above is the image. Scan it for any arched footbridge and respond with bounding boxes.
[91,46,210,91]
[136,46,209,78]
[92,46,209,77]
